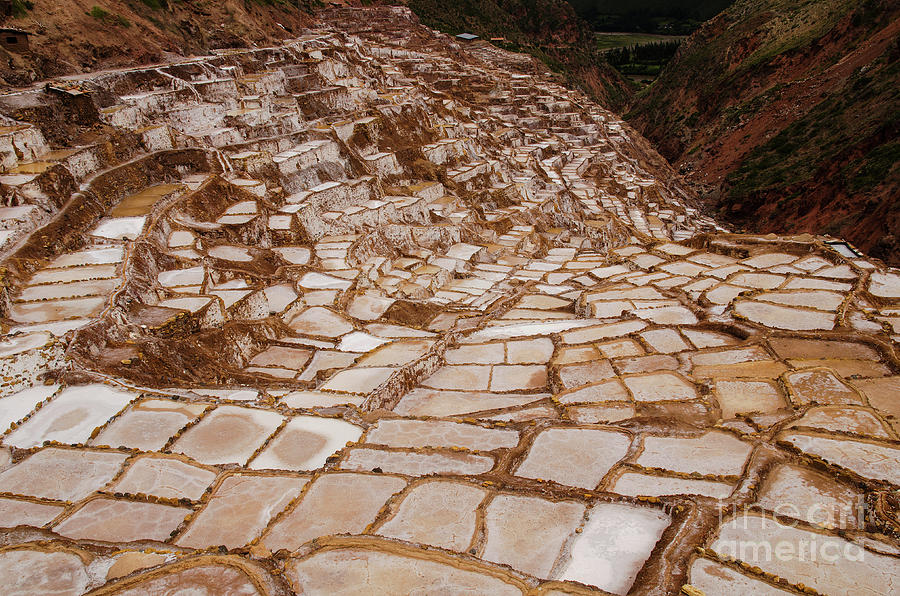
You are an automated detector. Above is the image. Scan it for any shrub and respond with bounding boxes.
[89,6,110,20]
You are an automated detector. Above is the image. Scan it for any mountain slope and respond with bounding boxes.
[626,0,900,263]
[0,0,318,87]
[399,0,633,108]
[3,1,633,110]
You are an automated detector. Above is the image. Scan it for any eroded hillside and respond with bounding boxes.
[0,0,317,86]
[627,0,900,264]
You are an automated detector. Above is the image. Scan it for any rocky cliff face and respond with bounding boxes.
[626,0,900,264]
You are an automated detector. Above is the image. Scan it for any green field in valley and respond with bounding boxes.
[595,32,685,51]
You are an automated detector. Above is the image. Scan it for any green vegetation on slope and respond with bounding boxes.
[604,39,681,79]
[595,32,683,51]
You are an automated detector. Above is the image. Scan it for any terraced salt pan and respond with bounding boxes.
[789,357,888,378]
[715,379,786,418]
[640,328,690,353]
[0,447,128,501]
[280,390,365,408]
[756,290,845,311]
[341,447,495,476]
[0,497,65,528]
[631,305,698,325]
[560,320,648,344]
[0,549,92,596]
[445,344,504,365]
[167,230,194,248]
[421,364,489,391]
[262,472,406,551]
[784,368,862,406]
[177,473,307,549]
[159,296,213,313]
[170,405,284,465]
[623,372,697,402]
[613,353,678,374]
[91,216,146,240]
[249,416,362,471]
[558,360,616,388]
[516,294,572,309]
[567,403,636,424]
[109,455,217,501]
[756,464,862,528]
[336,331,389,352]
[556,379,631,404]
[711,514,898,596]
[158,266,205,287]
[682,328,738,348]
[286,547,523,596]
[515,427,630,488]
[189,388,259,401]
[296,351,360,382]
[482,494,585,578]
[555,502,670,594]
[6,320,91,338]
[729,272,785,289]
[17,278,120,301]
[0,383,59,433]
[53,497,191,543]
[355,339,432,367]
[111,562,261,595]
[507,337,555,363]
[3,384,137,448]
[734,300,835,330]
[48,246,123,268]
[636,431,752,477]
[393,389,548,417]
[365,419,518,451]
[249,346,311,370]
[262,283,297,313]
[273,246,311,264]
[208,244,253,262]
[298,272,353,290]
[467,319,601,340]
[778,432,900,483]
[791,405,891,438]
[691,345,771,366]
[375,480,487,551]
[110,183,184,217]
[852,376,900,430]
[868,271,900,298]
[28,263,118,285]
[741,253,797,268]
[611,471,734,498]
[784,276,852,291]
[687,558,795,595]
[705,284,748,305]
[287,306,354,337]
[347,294,395,320]
[320,366,394,393]
[9,296,107,323]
